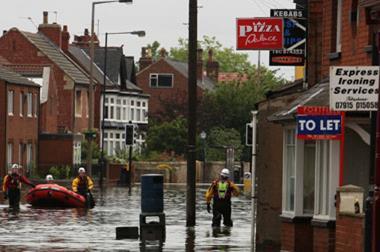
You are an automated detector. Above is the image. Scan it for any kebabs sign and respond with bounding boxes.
[330,66,380,111]
[236,18,284,50]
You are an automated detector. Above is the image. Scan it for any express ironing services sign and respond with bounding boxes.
[330,66,380,111]
[236,18,284,50]
[296,106,343,140]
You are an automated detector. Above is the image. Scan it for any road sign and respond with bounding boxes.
[330,66,380,111]
[270,9,306,66]
[236,18,284,50]
[296,106,344,140]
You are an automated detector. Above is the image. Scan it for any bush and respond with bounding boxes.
[47,165,72,179]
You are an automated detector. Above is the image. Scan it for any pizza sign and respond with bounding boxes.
[236,18,284,50]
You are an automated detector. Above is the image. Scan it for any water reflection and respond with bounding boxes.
[0,186,251,251]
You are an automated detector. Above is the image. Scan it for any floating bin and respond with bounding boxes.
[141,174,164,213]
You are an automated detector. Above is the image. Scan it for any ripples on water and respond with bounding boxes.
[0,185,252,251]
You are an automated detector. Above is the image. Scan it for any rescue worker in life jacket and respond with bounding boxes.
[205,168,240,227]
[72,167,95,208]
[72,167,94,196]
[3,164,35,210]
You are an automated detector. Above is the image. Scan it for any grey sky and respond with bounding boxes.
[0,0,296,80]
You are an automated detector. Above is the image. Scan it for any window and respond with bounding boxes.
[19,143,23,164]
[131,108,135,121]
[116,99,121,120]
[303,140,316,215]
[26,143,32,170]
[7,143,13,167]
[27,93,33,117]
[75,90,82,116]
[122,107,127,121]
[332,0,342,52]
[8,90,14,115]
[20,93,23,117]
[136,109,141,122]
[150,73,173,88]
[34,94,38,117]
[284,129,296,212]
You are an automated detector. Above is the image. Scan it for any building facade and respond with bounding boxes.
[0,66,39,178]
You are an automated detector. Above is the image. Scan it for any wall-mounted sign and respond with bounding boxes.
[330,66,380,111]
[297,106,343,140]
[269,9,306,66]
[236,18,284,50]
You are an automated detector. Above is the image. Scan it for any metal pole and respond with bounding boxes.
[87,2,96,176]
[202,140,206,183]
[128,145,132,194]
[186,0,197,227]
[251,111,258,251]
[99,33,108,188]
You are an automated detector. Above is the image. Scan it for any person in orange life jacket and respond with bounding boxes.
[3,164,35,209]
[205,168,240,227]
[2,167,12,200]
[72,167,94,196]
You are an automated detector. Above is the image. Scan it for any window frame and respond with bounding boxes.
[149,73,174,88]
[27,93,33,117]
[20,93,23,117]
[336,0,342,52]
[8,90,14,116]
[75,90,82,117]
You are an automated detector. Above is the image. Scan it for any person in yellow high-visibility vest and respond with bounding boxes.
[205,168,240,227]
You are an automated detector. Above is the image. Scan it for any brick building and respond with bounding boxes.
[136,48,217,119]
[0,65,39,178]
[0,12,90,172]
[255,0,380,251]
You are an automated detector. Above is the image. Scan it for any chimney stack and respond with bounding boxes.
[61,25,70,52]
[139,47,153,71]
[72,28,99,48]
[38,11,62,48]
[206,49,219,82]
[196,48,203,81]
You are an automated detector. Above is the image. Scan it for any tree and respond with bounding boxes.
[169,36,252,72]
[205,127,243,161]
[145,117,188,156]
[146,41,162,60]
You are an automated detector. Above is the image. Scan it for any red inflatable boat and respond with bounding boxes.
[26,184,87,208]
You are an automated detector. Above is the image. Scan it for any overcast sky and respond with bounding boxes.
[0,0,295,80]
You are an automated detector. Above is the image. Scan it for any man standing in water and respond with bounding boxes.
[72,167,95,207]
[3,164,35,210]
[205,168,240,227]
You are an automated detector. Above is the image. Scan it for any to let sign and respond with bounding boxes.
[296,106,343,140]
[236,18,284,50]
[330,66,380,111]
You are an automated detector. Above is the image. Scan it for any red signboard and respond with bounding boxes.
[236,18,284,50]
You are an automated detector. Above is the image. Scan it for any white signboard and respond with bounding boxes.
[330,66,380,111]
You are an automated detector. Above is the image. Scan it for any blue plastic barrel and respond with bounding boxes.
[141,174,164,213]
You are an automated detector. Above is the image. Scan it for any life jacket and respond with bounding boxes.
[77,176,89,192]
[7,173,22,190]
[213,180,232,201]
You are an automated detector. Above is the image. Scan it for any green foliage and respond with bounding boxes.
[147,41,162,60]
[48,165,72,179]
[145,117,188,156]
[169,36,252,72]
[81,140,100,162]
[205,127,243,161]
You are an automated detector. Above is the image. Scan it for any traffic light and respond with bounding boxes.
[246,123,253,146]
[125,124,134,145]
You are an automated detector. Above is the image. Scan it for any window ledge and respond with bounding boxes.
[280,214,312,223]
[311,218,336,228]
[329,52,341,61]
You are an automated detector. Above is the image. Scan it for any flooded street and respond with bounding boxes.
[0,185,252,251]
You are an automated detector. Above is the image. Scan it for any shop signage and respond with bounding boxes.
[296,106,343,140]
[236,18,284,50]
[269,9,306,66]
[330,66,380,111]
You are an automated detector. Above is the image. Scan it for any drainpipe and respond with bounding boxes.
[251,110,258,251]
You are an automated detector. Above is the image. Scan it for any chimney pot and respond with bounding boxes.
[159,48,167,58]
[63,25,68,32]
[141,47,147,57]
[84,28,89,36]
[3,30,7,35]
[43,11,48,24]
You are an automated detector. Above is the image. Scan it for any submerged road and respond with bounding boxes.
[0,185,251,251]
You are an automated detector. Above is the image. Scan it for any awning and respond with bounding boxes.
[268,82,329,122]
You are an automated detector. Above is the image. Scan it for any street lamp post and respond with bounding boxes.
[99,30,145,188]
[87,0,133,177]
[200,131,207,183]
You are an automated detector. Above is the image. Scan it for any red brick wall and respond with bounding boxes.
[38,135,73,172]
[0,80,6,177]
[335,215,364,252]
[5,83,39,172]
[281,220,313,252]
[320,0,371,81]
[313,225,336,252]
[136,59,204,117]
